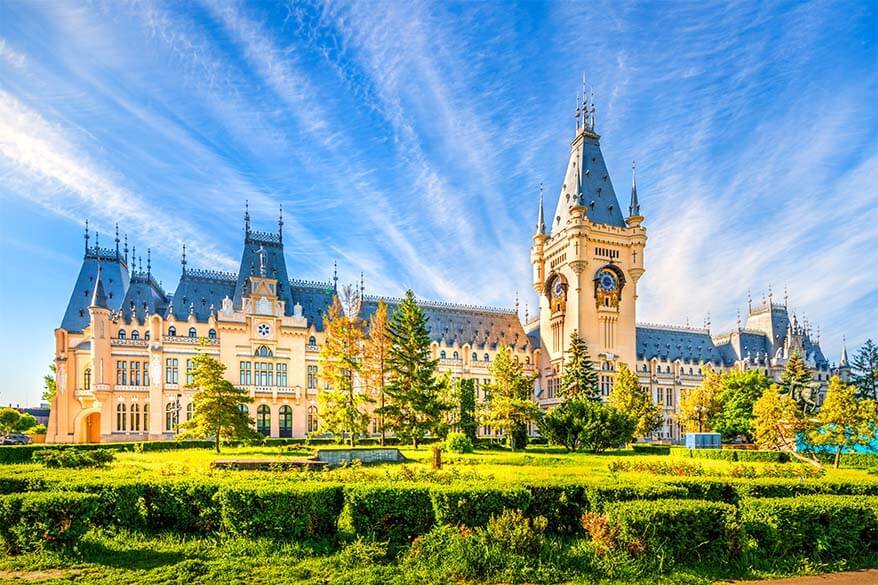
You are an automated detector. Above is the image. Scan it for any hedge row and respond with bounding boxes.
[0,440,219,464]
[630,444,672,455]
[815,451,878,469]
[661,477,878,504]
[0,492,100,553]
[670,447,790,463]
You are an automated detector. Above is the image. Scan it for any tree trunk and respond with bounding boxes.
[834,447,842,468]
[380,392,386,447]
[215,428,221,454]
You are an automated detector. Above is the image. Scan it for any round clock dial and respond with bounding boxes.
[552,280,565,298]
[598,270,618,292]
[257,323,271,337]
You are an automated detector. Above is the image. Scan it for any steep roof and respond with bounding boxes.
[60,248,129,331]
[232,230,294,315]
[121,272,167,324]
[167,269,236,322]
[636,325,727,364]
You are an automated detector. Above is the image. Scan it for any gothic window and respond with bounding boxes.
[165,402,177,432]
[525,356,531,365]
[472,352,478,362]
[168,326,176,337]
[307,406,318,434]
[642,364,648,372]
[131,330,139,340]
[165,358,179,384]
[186,359,194,385]
[144,331,150,341]
[143,362,150,386]
[118,329,126,339]
[307,365,317,389]
[143,403,149,432]
[131,361,140,386]
[256,345,272,357]
[83,368,91,390]
[484,353,490,362]
[208,329,217,340]
[256,405,270,436]
[116,360,128,385]
[130,403,140,431]
[277,363,288,387]
[440,350,446,359]
[116,403,127,432]
[309,335,316,346]
[452,351,459,360]
[279,405,292,438]
[188,327,197,338]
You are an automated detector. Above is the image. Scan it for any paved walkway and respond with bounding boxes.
[725,569,878,584]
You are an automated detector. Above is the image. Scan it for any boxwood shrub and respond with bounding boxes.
[431,485,531,528]
[605,498,738,564]
[669,447,789,463]
[585,482,688,512]
[218,483,343,540]
[741,495,878,564]
[663,478,740,504]
[0,491,99,553]
[735,478,878,499]
[631,444,671,455]
[345,484,435,545]
[527,482,589,534]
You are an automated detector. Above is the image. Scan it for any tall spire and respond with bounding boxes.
[839,336,849,367]
[332,261,338,292]
[244,200,251,237]
[628,160,640,217]
[114,223,120,260]
[84,219,90,256]
[534,183,546,236]
[278,203,284,243]
[181,244,187,275]
[89,264,108,309]
[132,245,136,272]
[147,248,151,278]
[123,233,128,263]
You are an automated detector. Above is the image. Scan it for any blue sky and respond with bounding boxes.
[1,0,876,406]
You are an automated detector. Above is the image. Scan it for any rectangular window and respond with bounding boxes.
[277,363,287,387]
[165,358,178,384]
[143,362,149,387]
[307,365,317,389]
[600,375,613,397]
[239,361,252,386]
[116,360,126,386]
[267,363,274,386]
[665,388,674,407]
[186,359,194,385]
[131,362,140,386]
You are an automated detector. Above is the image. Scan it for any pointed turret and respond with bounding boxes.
[839,337,849,368]
[534,183,546,237]
[90,266,109,309]
[628,160,640,218]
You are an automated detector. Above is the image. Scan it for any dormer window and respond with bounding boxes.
[208,329,217,340]
[309,335,316,346]
[188,327,197,338]
[168,326,176,337]
[118,329,126,339]
[131,330,139,340]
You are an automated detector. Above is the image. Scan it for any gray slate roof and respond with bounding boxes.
[636,326,727,364]
[60,248,129,332]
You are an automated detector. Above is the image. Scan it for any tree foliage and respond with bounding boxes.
[456,378,478,443]
[379,290,447,448]
[809,376,878,468]
[42,364,57,402]
[318,296,372,446]
[479,345,541,450]
[362,300,392,444]
[608,362,663,438]
[178,351,257,453]
[539,399,635,453]
[0,408,38,434]
[780,351,817,414]
[676,365,722,433]
[751,384,810,457]
[850,339,878,401]
[710,369,772,441]
[558,331,599,401]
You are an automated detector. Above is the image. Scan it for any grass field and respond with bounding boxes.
[0,445,876,584]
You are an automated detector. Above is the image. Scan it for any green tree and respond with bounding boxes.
[362,299,392,444]
[14,413,37,433]
[809,376,878,468]
[318,296,372,446]
[608,362,663,439]
[540,399,634,453]
[850,339,878,401]
[457,378,477,443]
[480,345,541,450]
[178,351,257,453]
[42,364,57,402]
[380,290,447,448]
[710,369,772,441]
[780,351,816,414]
[558,331,599,400]
[676,365,721,433]
[751,384,816,464]
[0,408,20,434]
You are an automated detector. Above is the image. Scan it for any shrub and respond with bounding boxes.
[0,474,51,495]
[64,479,149,529]
[661,478,739,504]
[815,451,878,469]
[733,450,789,463]
[445,432,474,454]
[219,483,343,540]
[734,478,878,499]
[608,459,706,477]
[431,485,531,528]
[33,448,115,468]
[482,508,547,557]
[527,482,589,534]
[345,484,435,546]
[729,463,824,479]
[741,495,878,565]
[0,491,99,553]
[585,482,688,512]
[670,447,790,463]
[145,479,222,533]
[630,444,671,455]
[604,498,738,564]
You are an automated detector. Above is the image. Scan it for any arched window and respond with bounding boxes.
[131,330,139,340]
[186,402,194,421]
[130,403,140,432]
[257,405,271,436]
[256,345,272,357]
[238,404,249,418]
[525,356,531,364]
[118,329,126,339]
[279,405,293,438]
[472,352,478,362]
[307,406,318,434]
[440,350,446,359]
[83,368,92,390]
[208,329,217,340]
[484,353,490,362]
[309,335,316,346]
[188,327,197,338]
[116,403,127,431]
[452,351,459,360]
[165,403,177,432]
[144,331,150,341]
[168,326,176,337]
[143,403,149,433]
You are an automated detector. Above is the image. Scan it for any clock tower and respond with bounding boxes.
[531,91,646,398]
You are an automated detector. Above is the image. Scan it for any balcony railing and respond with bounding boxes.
[164,336,219,345]
[111,339,149,347]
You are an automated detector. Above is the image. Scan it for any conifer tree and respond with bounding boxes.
[380,290,447,448]
[458,378,478,443]
[809,376,877,468]
[609,362,663,438]
[780,351,816,414]
[178,351,257,453]
[480,345,541,450]
[362,300,391,445]
[850,339,878,401]
[318,296,371,446]
[558,330,599,400]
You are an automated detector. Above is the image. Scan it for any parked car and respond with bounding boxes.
[1,433,31,445]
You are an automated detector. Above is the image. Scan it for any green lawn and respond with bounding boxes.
[0,445,875,584]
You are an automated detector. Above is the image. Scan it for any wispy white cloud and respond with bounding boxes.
[0,38,27,68]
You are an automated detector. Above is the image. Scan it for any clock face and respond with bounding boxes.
[257,323,271,338]
[552,280,565,298]
[598,270,618,292]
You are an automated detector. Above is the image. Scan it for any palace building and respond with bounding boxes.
[47,93,847,444]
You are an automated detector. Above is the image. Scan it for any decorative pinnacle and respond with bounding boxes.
[278,203,284,243]
[181,244,187,274]
[747,289,752,312]
[95,231,99,250]
[332,261,338,291]
[535,182,546,236]
[360,271,365,297]
[123,233,128,263]
[114,223,120,259]
[131,245,136,271]
[629,160,640,217]
[784,284,788,308]
[736,308,741,330]
[244,200,251,236]
[147,248,151,277]
[84,219,90,256]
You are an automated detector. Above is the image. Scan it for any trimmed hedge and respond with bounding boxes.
[741,495,878,564]
[0,491,99,553]
[0,475,51,495]
[816,452,878,469]
[663,478,740,504]
[0,440,221,464]
[345,484,435,545]
[218,484,343,540]
[585,482,688,512]
[606,498,738,563]
[631,444,671,455]
[669,447,789,463]
[527,482,589,534]
[33,448,115,468]
[431,485,531,528]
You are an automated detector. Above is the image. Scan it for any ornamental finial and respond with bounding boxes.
[278,203,284,243]
[123,233,128,263]
[181,243,187,274]
[84,219,90,256]
[115,223,120,259]
[147,248,151,277]
[244,200,251,237]
[332,261,338,291]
